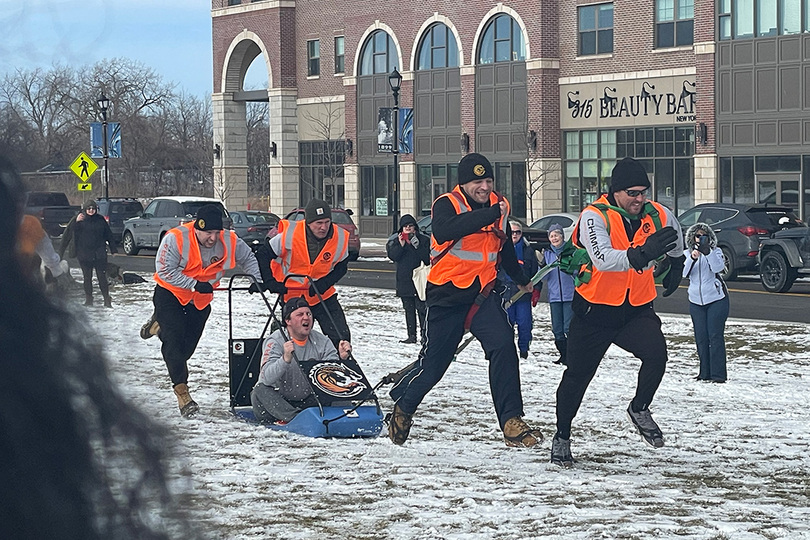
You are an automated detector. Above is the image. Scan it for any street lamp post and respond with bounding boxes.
[388,67,402,234]
[97,93,110,199]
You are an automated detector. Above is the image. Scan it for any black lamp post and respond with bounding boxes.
[97,93,111,199]
[388,67,402,233]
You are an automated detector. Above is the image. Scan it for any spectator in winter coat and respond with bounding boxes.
[388,152,542,449]
[17,213,72,290]
[497,219,541,359]
[682,222,728,383]
[386,214,431,344]
[59,200,117,307]
[251,297,352,424]
[539,223,576,364]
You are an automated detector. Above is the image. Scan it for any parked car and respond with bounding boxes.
[758,223,810,293]
[230,210,280,245]
[283,207,361,261]
[530,212,580,239]
[414,215,550,251]
[95,197,144,242]
[122,196,230,255]
[677,203,804,280]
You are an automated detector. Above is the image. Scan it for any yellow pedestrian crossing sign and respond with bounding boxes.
[70,152,98,181]
[78,183,92,191]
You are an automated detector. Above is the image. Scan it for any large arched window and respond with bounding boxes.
[416,23,459,70]
[477,14,526,64]
[359,30,398,74]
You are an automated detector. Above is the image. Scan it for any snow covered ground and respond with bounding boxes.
[79,272,809,540]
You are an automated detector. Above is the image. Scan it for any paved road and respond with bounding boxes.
[108,250,810,325]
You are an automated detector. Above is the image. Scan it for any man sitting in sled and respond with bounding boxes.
[251,296,353,424]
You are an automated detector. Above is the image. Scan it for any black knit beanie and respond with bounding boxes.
[305,199,331,223]
[610,157,651,193]
[457,153,494,185]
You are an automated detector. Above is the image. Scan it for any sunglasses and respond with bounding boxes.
[623,188,648,197]
[511,231,522,236]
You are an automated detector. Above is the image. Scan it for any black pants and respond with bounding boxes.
[555,300,668,439]
[390,291,524,430]
[309,294,350,349]
[153,285,211,386]
[400,296,426,340]
[79,258,109,300]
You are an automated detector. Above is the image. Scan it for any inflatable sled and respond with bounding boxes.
[226,274,383,438]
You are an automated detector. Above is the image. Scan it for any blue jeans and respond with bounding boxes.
[549,301,573,341]
[506,299,533,353]
[689,296,729,382]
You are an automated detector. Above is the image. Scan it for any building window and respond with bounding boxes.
[579,3,613,56]
[720,0,809,40]
[334,36,345,74]
[360,165,394,216]
[299,140,345,207]
[307,40,320,77]
[655,0,694,48]
[359,30,397,75]
[417,23,459,70]
[564,127,695,214]
[478,14,526,64]
[494,162,527,218]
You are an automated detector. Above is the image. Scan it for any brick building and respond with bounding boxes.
[211,0,810,237]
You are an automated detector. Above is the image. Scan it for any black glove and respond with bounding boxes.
[697,235,711,255]
[194,281,214,294]
[265,281,288,295]
[248,282,265,294]
[308,281,321,297]
[662,255,685,297]
[626,227,678,271]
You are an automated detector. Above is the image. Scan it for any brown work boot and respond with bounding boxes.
[173,383,199,418]
[386,403,413,445]
[502,416,543,448]
[140,312,160,339]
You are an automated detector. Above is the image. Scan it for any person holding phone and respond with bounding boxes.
[386,214,431,344]
[682,222,728,383]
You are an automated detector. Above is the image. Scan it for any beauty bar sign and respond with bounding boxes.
[560,75,696,129]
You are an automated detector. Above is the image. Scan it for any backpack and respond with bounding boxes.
[557,201,665,287]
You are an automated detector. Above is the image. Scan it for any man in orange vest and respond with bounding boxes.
[388,153,542,448]
[255,198,351,349]
[551,157,684,467]
[152,204,261,417]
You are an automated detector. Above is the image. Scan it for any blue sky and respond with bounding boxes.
[0,0,224,97]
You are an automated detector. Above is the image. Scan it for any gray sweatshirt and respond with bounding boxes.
[155,231,261,290]
[257,329,340,401]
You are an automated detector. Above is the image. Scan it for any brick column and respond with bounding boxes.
[212,93,248,210]
[267,88,300,215]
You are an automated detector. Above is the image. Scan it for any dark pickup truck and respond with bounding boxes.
[25,192,80,237]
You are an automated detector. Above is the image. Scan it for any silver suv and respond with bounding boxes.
[122,196,230,255]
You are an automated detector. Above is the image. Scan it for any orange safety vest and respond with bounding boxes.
[572,195,669,307]
[17,215,47,257]
[153,222,238,309]
[270,219,349,304]
[428,186,508,291]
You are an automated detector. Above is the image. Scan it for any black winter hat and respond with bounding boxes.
[610,157,651,193]
[194,204,224,231]
[305,198,331,223]
[457,153,493,185]
[82,199,98,211]
[283,296,310,321]
[398,214,417,232]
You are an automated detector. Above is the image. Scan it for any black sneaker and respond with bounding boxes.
[399,336,417,344]
[626,404,664,448]
[551,435,575,467]
[519,350,528,359]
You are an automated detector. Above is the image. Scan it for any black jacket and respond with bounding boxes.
[386,230,430,297]
[59,213,116,262]
[427,190,528,307]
